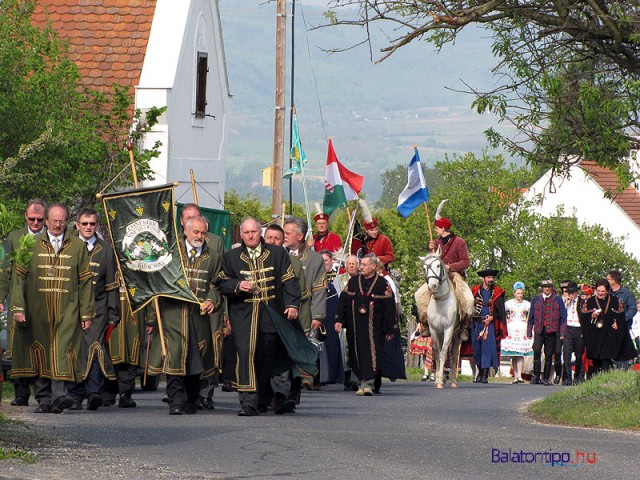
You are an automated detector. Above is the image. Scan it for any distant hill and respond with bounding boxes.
[220,0,511,203]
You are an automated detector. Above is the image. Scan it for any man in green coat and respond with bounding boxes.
[179,204,225,410]
[0,199,47,406]
[69,208,119,411]
[147,215,221,415]
[10,203,95,414]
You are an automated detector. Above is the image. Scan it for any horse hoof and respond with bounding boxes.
[449,382,457,389]
[435,383,444,389]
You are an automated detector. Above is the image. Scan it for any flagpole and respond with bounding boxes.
[190,169,199,205]
[299,160,314,245]
[127,137,167,358]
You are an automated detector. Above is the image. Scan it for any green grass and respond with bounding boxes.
[529,370,640,430]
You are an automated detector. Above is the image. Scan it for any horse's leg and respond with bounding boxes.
[449,332,463,389]
[432,331,446,389]
[440,326,454,388]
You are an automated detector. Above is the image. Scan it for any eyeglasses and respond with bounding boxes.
[27,217,44,222]
[80,222,97,227]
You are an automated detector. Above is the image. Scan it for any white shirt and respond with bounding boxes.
[185,240,202,258]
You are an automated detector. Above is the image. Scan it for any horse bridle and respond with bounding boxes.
[424,257,446,285]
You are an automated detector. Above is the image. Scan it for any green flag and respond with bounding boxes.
[283,110,308,179]
[102,184,199,313]
[176,203,231,249]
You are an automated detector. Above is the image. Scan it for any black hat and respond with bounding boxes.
[540,279,554,287]
[565,281,579,293]
[477,268,499,277]
[559,280,571,289]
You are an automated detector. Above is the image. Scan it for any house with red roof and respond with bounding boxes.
[33,0,231,209]
[522,160,640,261]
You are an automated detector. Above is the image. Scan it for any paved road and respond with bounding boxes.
[2,380,638,479]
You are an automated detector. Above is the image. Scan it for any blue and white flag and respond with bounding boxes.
[397,148,430,218]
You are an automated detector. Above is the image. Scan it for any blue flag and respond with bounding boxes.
[397,148,430,217]
[283,111,308,179]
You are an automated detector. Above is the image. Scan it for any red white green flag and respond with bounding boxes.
[322,138,364,216]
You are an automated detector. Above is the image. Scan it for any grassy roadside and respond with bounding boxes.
[0,381,39,463]
[528,370,640,430]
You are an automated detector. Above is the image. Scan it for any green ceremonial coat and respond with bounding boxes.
[216,240,300,391]
[10,231,95,381]
[108,283,145,367]
[0,226,33,359]
[204,233,226,379]
[147,237,222,377]
[77,237,119,381]
[289,254,312,332]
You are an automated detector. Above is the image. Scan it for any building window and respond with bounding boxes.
[195,52,208,118]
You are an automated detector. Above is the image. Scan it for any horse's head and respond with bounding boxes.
[419,247,446,293]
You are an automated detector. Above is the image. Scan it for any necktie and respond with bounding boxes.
[85,241,92,252]
[190,248,197,264]
[52,237,60,254]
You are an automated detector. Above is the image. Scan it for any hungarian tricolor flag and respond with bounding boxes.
[322,138,364,216]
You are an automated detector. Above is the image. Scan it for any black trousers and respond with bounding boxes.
[533,327,557,380]
[166,374,200,408]
[589,359,612,378]
[13,377,33,401]
[104,363,137,402]
[562,326,584,382]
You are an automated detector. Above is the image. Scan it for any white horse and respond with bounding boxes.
[415,248,464,389]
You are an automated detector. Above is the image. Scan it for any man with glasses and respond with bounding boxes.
[68,208,119,411]
[335,253,398,396]
[10,203,95,413]
[0,199,47,406]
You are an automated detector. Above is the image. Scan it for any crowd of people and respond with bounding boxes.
[0,200,406,416]
[1,198,638,418]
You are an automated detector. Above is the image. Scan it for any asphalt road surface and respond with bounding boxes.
[2,380,638,479]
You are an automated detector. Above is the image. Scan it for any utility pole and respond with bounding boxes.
[271,0,287,219]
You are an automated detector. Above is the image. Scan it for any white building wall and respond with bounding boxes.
[524,166,640,260]
[135,0,230,209]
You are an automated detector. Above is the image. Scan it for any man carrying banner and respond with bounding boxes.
[179,203,226,410]
[417,214,475,337]
[216,217,301,416]
[10,203,95,413]
[147,215,221,415]
[69,208,119,411]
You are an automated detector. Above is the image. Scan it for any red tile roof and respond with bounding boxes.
[32,0,156,95]
[581,161,640,228]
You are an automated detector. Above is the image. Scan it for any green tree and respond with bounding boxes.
[325,1,640,189]
[367,152,640,313]
[0,0,160,214]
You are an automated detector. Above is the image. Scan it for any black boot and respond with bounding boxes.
[480,368,489,384]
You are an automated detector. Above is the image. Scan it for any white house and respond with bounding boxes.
[522,161,640,261]
[34,0,231,209]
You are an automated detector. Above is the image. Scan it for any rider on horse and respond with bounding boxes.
[415,213,474,337]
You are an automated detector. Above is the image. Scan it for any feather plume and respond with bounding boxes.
[434,199,448,220]
[358,198,373,224]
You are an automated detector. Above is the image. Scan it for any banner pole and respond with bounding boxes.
[425,203,434,246]
[190,169,199,205]
[143,331,152,387]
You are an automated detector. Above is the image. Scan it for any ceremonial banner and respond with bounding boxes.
[102,184,199,313]
[283,110,308,179]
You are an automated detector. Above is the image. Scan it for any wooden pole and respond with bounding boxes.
[190,169,199,205]
[143,331,152,387]
[271,0,286,219]
[128,136,167,358]
[281,201,286,227]
[127,138,139,189]
[425,203,434,244]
